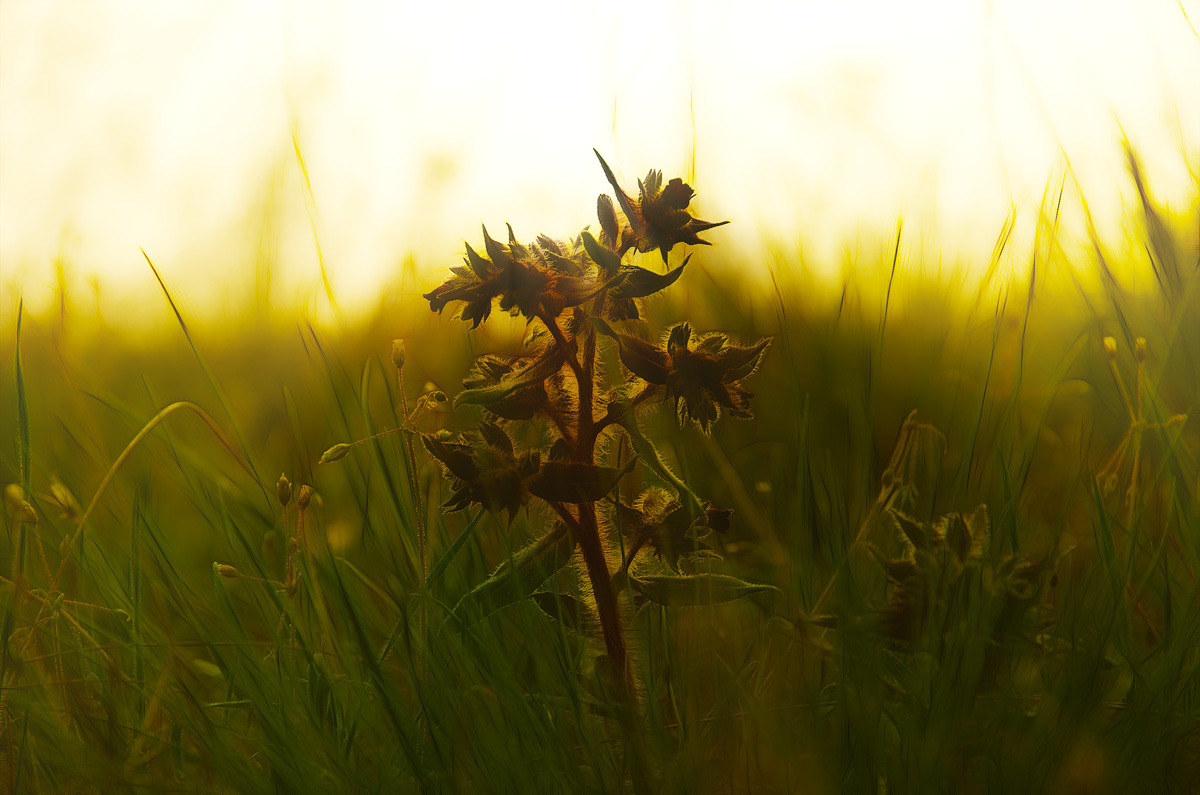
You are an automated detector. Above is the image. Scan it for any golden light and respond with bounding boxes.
[1,0,1197,326]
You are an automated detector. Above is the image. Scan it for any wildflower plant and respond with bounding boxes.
[418,151,772,692]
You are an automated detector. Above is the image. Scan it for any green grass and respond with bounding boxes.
[2,165,1198,793]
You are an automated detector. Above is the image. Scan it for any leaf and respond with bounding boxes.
[630,573,778,607]
[964,504,990,560]
[581,230,621,275]
[591,318,669,384]
[612,256,689,300]
[421,435,478,482]
[454,344,565,411]
[715,337,772,381]
[597,194,619,246]
[530,459,635,504]
[890,510,931,555]
[464,241,491,278]
[594,149,638,222]
[451,524,577,624]
[477,422,515,458]
[532,592,590,630]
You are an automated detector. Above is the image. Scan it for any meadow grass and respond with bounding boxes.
[1,159,1198,793]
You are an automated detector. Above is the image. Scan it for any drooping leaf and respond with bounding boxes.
[532,591,590,631]
[451,524,577,624]
[454,344,565,414]
[591,318,669,384]
[630,572,777,608]
[530,459,634,504]
[611,256,689,300]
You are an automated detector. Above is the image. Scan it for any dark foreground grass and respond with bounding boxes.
[2,169,1199,793]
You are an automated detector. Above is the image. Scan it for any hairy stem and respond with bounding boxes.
[548,501,628,679]
[578,318,596,461]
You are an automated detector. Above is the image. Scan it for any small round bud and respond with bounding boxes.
[429,391,447,403]
[5,484,37,525]
[319,443,354,464]
[215,563,241,579]
[276,473,293,507]
[436,429,454,441]
[1135,337,1146,363]
[297,485,313,511]
[1103,337,1117,360]
[391,339,406,370]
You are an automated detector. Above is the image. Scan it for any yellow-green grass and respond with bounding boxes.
[1,165,1198,793]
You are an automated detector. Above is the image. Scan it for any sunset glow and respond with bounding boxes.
[2,0,1196,323]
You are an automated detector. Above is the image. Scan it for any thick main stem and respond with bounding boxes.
[542,312,629,686]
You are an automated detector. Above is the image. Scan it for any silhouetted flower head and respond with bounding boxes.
[617,487,732,571]
[423,423,540,524]
[594,149,729,264]
[424,224,602,328]
[423,423,635,524]
[594,319,770,433]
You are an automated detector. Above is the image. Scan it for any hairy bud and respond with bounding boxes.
[276,473,293,507]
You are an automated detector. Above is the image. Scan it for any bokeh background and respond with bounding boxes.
[2,0,1198,328]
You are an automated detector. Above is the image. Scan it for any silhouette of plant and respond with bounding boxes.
[417,152,772,694]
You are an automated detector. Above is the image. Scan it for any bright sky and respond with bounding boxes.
[2,0,1198,323]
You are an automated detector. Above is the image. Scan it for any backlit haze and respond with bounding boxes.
[2,0,1198,327]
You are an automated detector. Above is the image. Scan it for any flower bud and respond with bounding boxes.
[5,484,37,525]
[319,443,353,464]
[391,339,406,370]
[215,563,240,579]
[297,485,314,512]
[1103,337,1117,360]
[276,473,292,507]
[1135,337,1146,363]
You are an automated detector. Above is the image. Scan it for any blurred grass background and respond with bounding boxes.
[1,157,1198,791]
